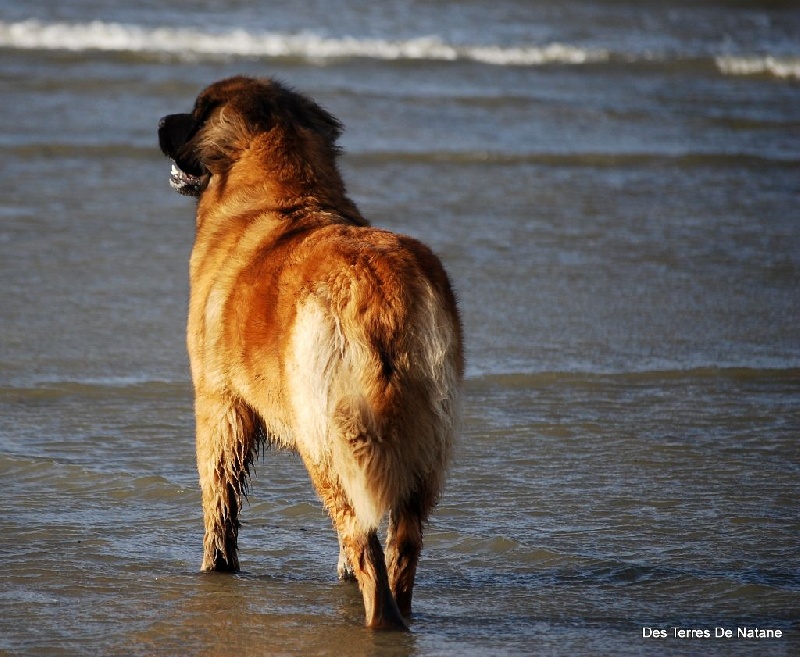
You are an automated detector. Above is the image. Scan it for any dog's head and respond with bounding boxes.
[158,76,344,197]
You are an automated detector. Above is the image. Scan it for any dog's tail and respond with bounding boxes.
[288,278,462,532]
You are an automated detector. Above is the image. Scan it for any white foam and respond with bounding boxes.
[715,55,800,80]
[5,19,798,78]
[0,19,608,66]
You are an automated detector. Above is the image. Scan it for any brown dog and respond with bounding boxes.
[158,76,463,629]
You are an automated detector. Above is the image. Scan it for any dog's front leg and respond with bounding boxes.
[336,531,356,581]
[194,392,257,573]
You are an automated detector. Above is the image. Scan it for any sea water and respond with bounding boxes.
[1,1,799,655]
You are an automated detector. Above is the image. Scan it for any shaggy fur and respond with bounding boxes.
[158,76,464,629]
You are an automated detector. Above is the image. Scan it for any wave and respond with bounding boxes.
[0,19,609,66]
[1,20,797,80]
[0,378,191,402]
[349,150,799,168]
[468,366,800,388]
[715,55,800,80]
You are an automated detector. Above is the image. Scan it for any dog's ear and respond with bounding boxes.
[290,94,343,146]
[192,106,253,175]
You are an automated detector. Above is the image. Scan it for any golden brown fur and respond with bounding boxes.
[158,76,463,629]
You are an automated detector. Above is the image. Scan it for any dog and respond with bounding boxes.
[158,76,463,630]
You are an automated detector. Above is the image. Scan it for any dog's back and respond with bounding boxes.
[284,224,463,531]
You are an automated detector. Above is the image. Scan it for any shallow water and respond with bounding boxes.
[1,1,799,655]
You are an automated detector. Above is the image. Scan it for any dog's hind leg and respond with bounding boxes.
[343,527,407,630]
[302,457,407,630]
[194,393,258,573]
[385,487,435,617]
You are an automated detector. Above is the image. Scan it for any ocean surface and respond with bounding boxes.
[1,1,799,655]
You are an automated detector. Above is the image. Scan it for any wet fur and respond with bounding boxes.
[158,76,463,629]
